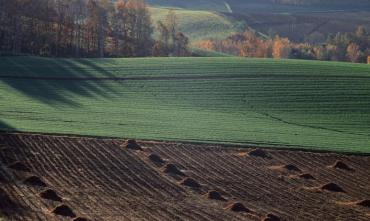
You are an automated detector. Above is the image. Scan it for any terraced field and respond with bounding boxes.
[0,57,370,152]
[0,133,370,220]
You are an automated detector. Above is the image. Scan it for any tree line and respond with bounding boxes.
[195,26,370,63]
[0,0,189,57]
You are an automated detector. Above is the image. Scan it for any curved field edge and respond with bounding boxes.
[0,56,370,153]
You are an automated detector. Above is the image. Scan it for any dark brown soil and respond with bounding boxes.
[321,183,345,192]
[8,161,30,172]
[52,204,76,218]
[204,190,226,201]
[248,148,270,158]
[331,160,353,171]
[0,188,15,209]
[263,213,281,221]
[39,189,62,202]
[161,163,185,176]
[357,200,370,207]
[284,164,301,172]
[73,217,89,221]
[1,133,370,221]
[270,164,301,172]
[148,153,165,164]
[121,139,142,150]
[298,173,315,180]
[23,176,47,187]
[178,177,201,188]
[225,202,251,213]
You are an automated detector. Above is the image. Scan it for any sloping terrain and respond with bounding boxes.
[147,0,370,43]
[0,133,370,220]
[150,7,243,41]
[1,57,370,152]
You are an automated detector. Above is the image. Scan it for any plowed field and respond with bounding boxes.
[1,133,369,221]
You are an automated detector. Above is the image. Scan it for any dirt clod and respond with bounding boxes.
[225,202,251,213]
[270,164,301,173]
[248,148,270,158]
[148,153,165,164]
[331,161,353,171]
[73,217,89,221]
[23,175,47,187]
[122,139,142,150]
[284,164,301,172]
[204,190,226,201]
[263,213,281,221]
[39,189,62,202]
[0,187,15,209]
[356,200,370,207]
[321,183,345,192]
[179,177,201,188]
[162,163,185,176]
[52,204,76,218]
[8,161,30,172]
[299,173,315,180]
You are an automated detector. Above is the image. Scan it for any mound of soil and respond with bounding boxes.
[356,199,370,207]
[52,204,76,218]
[179,177,201,188]
[204,190,226,201]
[23,176,47,187]
[0,187,15,209]
[161,163,185,176]
[225,202,251,213]
[39,189,62,202]
[8,161,30,172]
[73,217,89,221]
[148,153,165,164]
[0,173,8,183]
[298,173,315,180]
[263,213,281,221]
[121,139,142,150]
[248,148,270,158]
[284,164,301,172]
[270,164,301,173]
[321,183,345,192]
[331,161,353,171]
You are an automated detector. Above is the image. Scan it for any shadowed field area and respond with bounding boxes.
[0,57,370,153]
[0,133,369,220]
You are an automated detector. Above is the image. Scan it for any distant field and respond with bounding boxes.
[150,7,243,41]
[147,1,370,43]
[0,57,370,153]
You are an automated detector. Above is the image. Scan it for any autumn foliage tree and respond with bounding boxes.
[346,43,361,63]
[153,10,190,57]
[0,0,153,57]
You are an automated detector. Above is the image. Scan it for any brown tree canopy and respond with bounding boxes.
[0,0,154,57]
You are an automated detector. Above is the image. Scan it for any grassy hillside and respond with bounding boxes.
[147,1,370,43]
[147,0,227,12]
[150,7,243,41]
[1,57,370,153]
[148,0,370,13]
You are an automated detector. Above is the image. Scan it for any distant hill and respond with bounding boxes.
[150,7,244,42]
[147,0,370,43]
[147,0,370,12]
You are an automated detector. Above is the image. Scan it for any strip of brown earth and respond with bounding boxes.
[0,133,369,221]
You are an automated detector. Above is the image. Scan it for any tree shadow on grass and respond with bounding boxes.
[0,57,122,107]
[0,121,14,133]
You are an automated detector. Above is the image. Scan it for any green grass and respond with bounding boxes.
[150,7,244,41]
[147,0,227,12]
[1,56,370,153]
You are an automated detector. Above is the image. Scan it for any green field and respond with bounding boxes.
[150,7,243,41]
[1,57,370,153]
